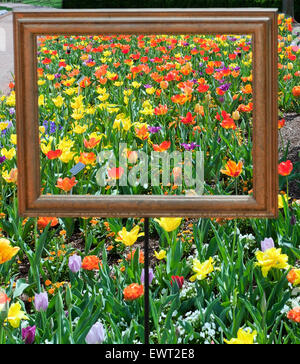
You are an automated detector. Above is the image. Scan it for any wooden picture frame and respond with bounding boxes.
[13,8,278,218]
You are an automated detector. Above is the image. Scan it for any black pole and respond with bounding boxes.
[144,217,150,345]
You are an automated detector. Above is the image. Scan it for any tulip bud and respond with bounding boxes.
[232,110,240,120]
[288,62,293,70]
[85,322,105,344]
[260,237,275,252]
[290,215,296,225]
[34,292,49,312]
[68,254,81,273]
[65,284,73,307]
[55,290,64,314]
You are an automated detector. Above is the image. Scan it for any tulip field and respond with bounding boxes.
[0,14,299,344]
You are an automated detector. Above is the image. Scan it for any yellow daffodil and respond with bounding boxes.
[1,147,16,160]
[115,226,144,247]
[224,328,257,344]
[255,247,289,277]
[0,238,20,264]
[154,218,182,232]
[6,302,29,328]
[154,250,166,260]
[189,257,214,282]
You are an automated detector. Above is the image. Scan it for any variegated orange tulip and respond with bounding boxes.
[221,160,243,178]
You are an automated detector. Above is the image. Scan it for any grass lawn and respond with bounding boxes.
[0,6,12,11]
[18,0,62,8]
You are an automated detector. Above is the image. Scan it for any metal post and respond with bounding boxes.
[282,0,295,19]
[144,217,149,345]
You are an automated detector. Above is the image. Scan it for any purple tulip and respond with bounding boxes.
[181,142,200,151]
[22,325,36,344]
[148,126,162,134]
[260,237,275,252]
[68,254,82,273]
[141,268,154,285]
[85,322,105,344]
[34,292,48,312]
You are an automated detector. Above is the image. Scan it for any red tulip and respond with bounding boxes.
[170,275,184,289]
[278,160,293,176]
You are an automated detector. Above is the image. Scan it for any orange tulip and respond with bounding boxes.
[220,118,236,130]
[56,176,78,192]
[84,138,100,149]
[37,217,59,229]
[292,86,300,97]
[287,307,300,323]
[154,104,168,116]
[123,283,144,301]
[82,255,102,270]
[153,141,171,152]
[221,160,243,178]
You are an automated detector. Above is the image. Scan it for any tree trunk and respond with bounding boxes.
[282,0,294,19]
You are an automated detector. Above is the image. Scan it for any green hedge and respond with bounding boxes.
[62,0,299,22]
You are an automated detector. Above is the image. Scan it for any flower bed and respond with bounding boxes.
[0,14,299,344]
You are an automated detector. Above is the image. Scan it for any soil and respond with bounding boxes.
[280,113,300,198]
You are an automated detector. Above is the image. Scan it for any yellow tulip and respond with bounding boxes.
[1,148,16,160]
[10,134,17,145]
[224,328,257,344]
[52,95,64,108]
[0,238,20,264]
[278,194,289,209]
[154,218,182,232]
[189,257,214,282]
[2,168,18,184]
[115,226,144,247]
[154,250,166,260]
